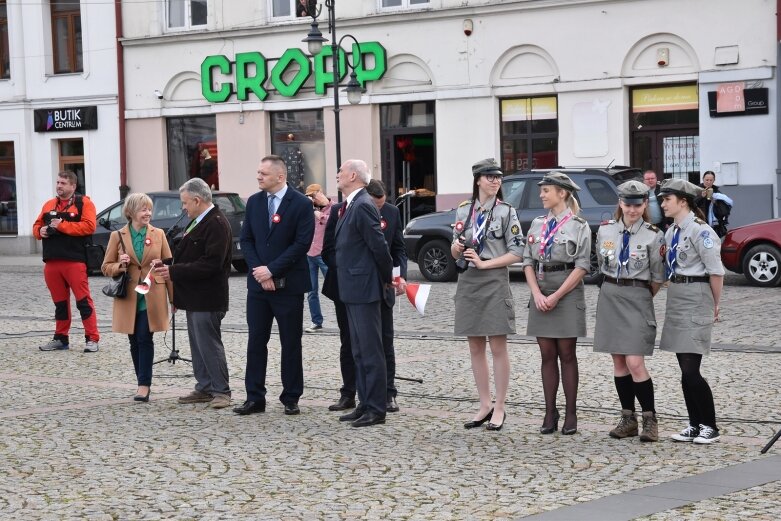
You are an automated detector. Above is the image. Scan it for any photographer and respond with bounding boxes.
[451,158,524,432]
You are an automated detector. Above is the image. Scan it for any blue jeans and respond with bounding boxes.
[128,309,154,386]
[307,255,328,326]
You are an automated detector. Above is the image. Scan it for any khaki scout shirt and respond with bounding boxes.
[452,197,524,260]
[597,219,666,283]
[666,211,725,277]
[522,208,591,271]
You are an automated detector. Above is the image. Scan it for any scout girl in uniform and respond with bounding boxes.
[659,178,725,444]
[451,158,524,432]
[522,172,591,435]
[594,180,666,442]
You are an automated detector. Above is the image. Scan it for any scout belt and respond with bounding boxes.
[670,275,710,283]
[603,276,651,289]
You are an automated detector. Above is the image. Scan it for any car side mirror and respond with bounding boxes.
[98,217,112,230]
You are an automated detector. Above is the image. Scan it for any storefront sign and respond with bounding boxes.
[201,42,387,103]
[501,97,557,121]
[708,87,768,117]
[716,82,745,112]
[33,106,98,132]
[632,85,698,113]
[663,136,699,174]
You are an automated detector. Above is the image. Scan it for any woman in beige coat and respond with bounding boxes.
[102,193,173,402]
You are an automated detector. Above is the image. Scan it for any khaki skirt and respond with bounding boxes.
[594,282,657,355]
[660,282,715,355]
[454,267,516,336]
[526,269,586,338]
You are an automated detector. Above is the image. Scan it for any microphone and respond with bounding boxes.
[166,211,188,241]
[395,190,416,207]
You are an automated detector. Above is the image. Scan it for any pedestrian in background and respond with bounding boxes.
[304,183,332,333]
[522,172,591,435]
[594,181,665,442]
[101,193,173,402]
[642,170,666,229]
[32,171,101,353]
[451,159,524,432]
[659,178,725,445]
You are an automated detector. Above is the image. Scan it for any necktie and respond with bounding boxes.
[543,218,557,259]
[268,194,276,226]
[666,225,680,279]
[617,230,630,278]
[474,210,486,253]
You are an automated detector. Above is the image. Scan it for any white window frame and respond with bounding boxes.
[165,0,208,32]
[377,0,430,12]
[268,0,301,21]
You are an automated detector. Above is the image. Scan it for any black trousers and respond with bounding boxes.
[344,301,387,415]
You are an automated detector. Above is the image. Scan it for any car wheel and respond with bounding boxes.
[583,240,602,285]
[741,244,781,287]
[418,239,457,282]
[232,259,249,273]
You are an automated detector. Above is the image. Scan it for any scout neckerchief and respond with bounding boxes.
[471,197,498,255]
[616,219,640,279]
[666,224,680,279]
[538,210,572,261]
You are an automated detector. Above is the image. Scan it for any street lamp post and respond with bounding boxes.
[302,0,363,192]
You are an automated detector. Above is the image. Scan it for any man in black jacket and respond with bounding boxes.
[154,178,233,409]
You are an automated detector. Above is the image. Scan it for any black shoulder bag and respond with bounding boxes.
[102,232,130,298]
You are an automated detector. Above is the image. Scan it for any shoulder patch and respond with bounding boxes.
[646,223,659,232]
[600,219,616,226]
[694,218,706,225]
[458,200,471,208]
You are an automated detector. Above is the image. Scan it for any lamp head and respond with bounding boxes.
[303,21,327,55]
[345,71,363,105]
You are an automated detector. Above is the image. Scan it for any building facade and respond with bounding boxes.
[2,0,778,252]
[0,0,120,254]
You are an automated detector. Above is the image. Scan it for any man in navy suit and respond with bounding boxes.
[333,159,394,427]
[233,155,315,417]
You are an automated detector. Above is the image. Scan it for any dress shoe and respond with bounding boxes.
[284,403,300,415]
[233,400,266,415]
[339,408,365,422]
[486,412,507,431]
[351,411,386,428]
[133,390,151,402]
[386,396,400,413]
[328,396,356,411]
[561,414,578,435]
[463,408,494,429]
[540,410,560,435]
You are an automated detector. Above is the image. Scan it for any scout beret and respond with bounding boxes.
[472,158,503,177]
[659,178,700,199]
[617,180,650,204]
[538,171,581,191]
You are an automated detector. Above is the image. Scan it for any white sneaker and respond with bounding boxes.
[670,424,699,442]
[83,340,99,353]
[39,338,69,351]
[692,424,720,444]
[304,324,323,333]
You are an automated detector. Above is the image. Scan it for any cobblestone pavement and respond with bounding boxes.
[0,258,779,520]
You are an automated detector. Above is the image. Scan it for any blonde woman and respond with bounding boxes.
[102,193,173,401]
[522,172,591,435]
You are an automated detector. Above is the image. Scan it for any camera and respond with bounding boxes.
[455,238,472,273]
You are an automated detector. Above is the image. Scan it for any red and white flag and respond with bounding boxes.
[135,269,153,295]
[405,283,431,316]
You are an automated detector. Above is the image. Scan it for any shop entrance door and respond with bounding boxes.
[632,130,700,183]
[381,132,436,225]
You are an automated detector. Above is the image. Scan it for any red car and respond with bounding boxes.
[720,218,781,287]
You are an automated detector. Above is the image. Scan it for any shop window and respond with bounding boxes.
[59,138,85,194]
[167,0,207,30]
[379,0,430,10]
[1,1,9,79]
[166,116,218,190]
[51,0,82,74]
[0,141,16,234]
[270,110,325,193]
[500,97,558,172]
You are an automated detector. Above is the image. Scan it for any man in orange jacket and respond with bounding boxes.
[32,171,101,352]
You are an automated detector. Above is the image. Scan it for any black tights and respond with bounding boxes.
[539,337,578,429]
[676,353,717,429]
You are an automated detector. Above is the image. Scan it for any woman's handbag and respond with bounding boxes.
[102,232,130,299]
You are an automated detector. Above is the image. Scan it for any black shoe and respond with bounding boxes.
[133,390,151,403]
[464,408,494,429]
[386,396,399,413]
[351,411,386,428]
[233,400,266,415]
[540,410,560,435]
[486,412,506,431]
[284,403,300,415]
[328,396,356,411]
[561,414,578,435]
[339,407,365,422]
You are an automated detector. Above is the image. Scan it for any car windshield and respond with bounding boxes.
[215,194,246,215]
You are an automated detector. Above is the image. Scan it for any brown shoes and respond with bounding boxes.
[640,411,659,442]
[178,390,214,404]
[208,394,232,409]
[609,409,638,439]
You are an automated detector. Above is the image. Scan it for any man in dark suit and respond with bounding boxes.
[333,159,394,427]
[154,178,233,409]
[233,155,315,417]
[324,180,408,413]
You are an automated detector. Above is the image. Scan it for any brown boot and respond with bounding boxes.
[609,409,638,439]
[640,411,659,442]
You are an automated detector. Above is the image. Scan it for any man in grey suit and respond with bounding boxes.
[334,159,394,428]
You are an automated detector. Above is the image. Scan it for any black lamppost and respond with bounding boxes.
[302,0,363,183]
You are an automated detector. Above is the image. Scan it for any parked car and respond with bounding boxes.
[720,218,781,287]
[0,176,17,234]
[403,166,643,282]
[93,190,248,272]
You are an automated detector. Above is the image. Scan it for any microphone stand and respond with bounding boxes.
[154,212,191,366]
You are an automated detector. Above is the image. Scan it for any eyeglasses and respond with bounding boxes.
[482,174,502,183]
